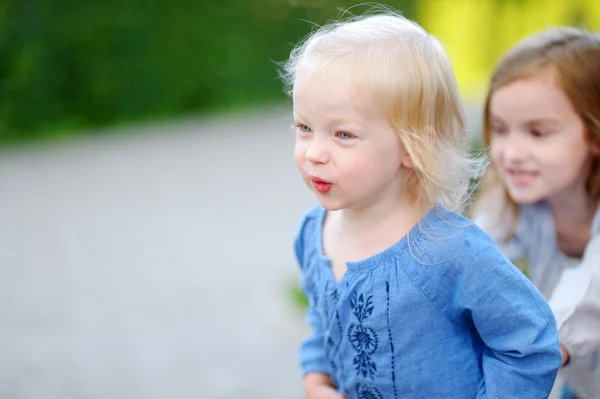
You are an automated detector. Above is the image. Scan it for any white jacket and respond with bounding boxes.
[475,201,600,398]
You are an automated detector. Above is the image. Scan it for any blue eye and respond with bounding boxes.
[296,123,312,133]
[336,131,354,140]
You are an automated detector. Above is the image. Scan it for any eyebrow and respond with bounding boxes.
[489,114,560,126]
[293,112,362,127]
[527,118,560,126]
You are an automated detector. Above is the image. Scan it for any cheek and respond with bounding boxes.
[546,124,590,164]
[547,153,589,179]
[542,139,589,172]
[488,138,503,166]
[293,140,305,164]
[294,141,310,179]
[350,147,399,180]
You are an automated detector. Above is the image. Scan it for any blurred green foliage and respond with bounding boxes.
[289,279,309,310]
[0,0,415,144]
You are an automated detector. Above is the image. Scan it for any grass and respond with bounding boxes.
[288,279,309,310]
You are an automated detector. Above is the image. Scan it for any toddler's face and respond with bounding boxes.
[489,70,594,205]
[292,69,411,211]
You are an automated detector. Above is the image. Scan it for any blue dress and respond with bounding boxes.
[296,205,561,398]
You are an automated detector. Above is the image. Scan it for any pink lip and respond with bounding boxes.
[505,168,539,188]
[310,176,332,194]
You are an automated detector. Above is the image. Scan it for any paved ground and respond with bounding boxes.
[0,107,314,399]
[0,105,563,399]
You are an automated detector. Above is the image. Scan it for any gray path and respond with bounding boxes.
[0,105,563,399]
[0,107,314,399]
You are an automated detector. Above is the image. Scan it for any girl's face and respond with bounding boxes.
[292,69,412,212]
[489,70,595,206]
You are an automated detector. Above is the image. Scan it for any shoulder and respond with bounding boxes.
[295,205,323,244]
[404,207,538,322]
[413,207,505,266]
[405,207,525,292]
[294,205,324,268]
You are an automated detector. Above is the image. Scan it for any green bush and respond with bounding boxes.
[0,0,415,144]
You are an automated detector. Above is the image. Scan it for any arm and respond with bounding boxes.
[408,232,561,398]
[465,261,561,398]
[416,230,561,398]
[549,233,600,364]
[294,212,340,398]
[295,228,329,376]
[297,255,341,398]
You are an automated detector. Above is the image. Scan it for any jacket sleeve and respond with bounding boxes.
[549,233,600,361]
[295,210,329,375]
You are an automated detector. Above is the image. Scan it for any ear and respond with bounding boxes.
[401,156,414,168]
[400,145,414,168]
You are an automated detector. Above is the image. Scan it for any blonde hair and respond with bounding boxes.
[280,7,484,213]
[473,27,600,239]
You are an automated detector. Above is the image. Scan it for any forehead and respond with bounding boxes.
[293,68,380,119]
[490,74,576,122]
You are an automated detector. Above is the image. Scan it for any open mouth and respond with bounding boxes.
[506,169,539,187]
[310,176,332,194]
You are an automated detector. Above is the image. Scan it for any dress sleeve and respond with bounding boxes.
[409,227,562,398]
[295,209,330,375]
[463,255,561,398]
[549,233,600,361]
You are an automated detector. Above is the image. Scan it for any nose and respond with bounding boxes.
[305,134,329,164]
[502,135,529,164]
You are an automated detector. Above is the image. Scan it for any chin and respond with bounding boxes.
[314,195,345,211]
[506,190,544,206]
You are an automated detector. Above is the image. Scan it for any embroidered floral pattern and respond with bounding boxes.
[334,310,345,382]
[351,292,374,323]
[356,383,383,399]
[331,288,340,302]
[352,351,378,379]
[347,292,378,379]
[348,324,378,355]
[386,281,398,398]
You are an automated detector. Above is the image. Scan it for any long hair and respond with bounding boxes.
[473,27,600,239]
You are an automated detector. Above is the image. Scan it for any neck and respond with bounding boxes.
[334,194,426,235]
[547,189,596,229]
[546,188,597,257]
